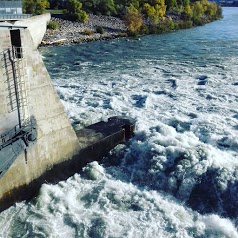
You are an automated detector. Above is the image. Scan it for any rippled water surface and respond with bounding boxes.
[1,7,238,238]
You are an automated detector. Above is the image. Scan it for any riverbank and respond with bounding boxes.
[41,14,127,46]
[41,11,222,47]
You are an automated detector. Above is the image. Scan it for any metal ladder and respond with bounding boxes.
[2,47,30,127]
[0,47,36,152]
[0,46,37,178]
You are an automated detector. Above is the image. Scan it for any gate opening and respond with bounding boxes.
[10,29,22,58]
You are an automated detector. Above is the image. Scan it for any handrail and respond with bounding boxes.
[0,25,27,29]
[0,14,31,20]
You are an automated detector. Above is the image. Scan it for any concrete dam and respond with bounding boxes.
[0,14,135,211]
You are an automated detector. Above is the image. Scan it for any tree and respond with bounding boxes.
[23,0,34,14]
[48,0,66,9]
[155,2,166,19]
[23,0,50,15]
[192,1,204,19]
[97,0,117,16]
[167,16,175,29]
[124,4,143,35]
[183,3,193,19]
[165,0,178,11]
[65,0,88,22]
[143,3,158,23]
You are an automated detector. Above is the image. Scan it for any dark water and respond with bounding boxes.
[0,8,237,238]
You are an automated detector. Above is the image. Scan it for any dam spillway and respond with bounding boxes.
[0,16,135,212]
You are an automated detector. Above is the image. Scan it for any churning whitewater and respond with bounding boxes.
[0,7,237,238]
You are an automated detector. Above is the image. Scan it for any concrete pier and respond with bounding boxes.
[0,16,135,211]
[0,116,135,212]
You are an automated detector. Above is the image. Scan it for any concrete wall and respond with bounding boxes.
[0,29,17,132]
[15,13,50,49]
[0,27,80,207]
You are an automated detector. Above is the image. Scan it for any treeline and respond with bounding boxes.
[23,0,222,35]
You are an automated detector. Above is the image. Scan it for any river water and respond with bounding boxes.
[0,7,238,238]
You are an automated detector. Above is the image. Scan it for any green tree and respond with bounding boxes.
[167,16,175,29]
[165,0,178,11]
[143,3,157,23]
[97,0,117,16]
[23,0,50,15]
[192,1,204,19]
[23,0,34,14]
[143,1,166,24]
[81,0,117,16]
[65,0,88,22]
[183,3,192,19]
[155,2,166,18]
[48,0,66,9]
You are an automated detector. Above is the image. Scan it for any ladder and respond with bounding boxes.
[2,47,30,127]
[0,46,36,178]
[0,47,36,153]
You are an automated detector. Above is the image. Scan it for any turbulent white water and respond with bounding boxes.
[0,7,238,238]
[0,162,237,237]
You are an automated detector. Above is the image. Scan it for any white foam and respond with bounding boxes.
[27,52,238,235]
[0,164,237,237]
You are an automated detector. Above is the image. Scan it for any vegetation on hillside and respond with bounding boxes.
[23,0,222,35]
[22,0,50,15]
[64,0,88,22]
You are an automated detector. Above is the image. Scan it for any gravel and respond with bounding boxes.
[41,14,127,46]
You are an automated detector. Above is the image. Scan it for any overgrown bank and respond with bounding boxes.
[38,0,222,46]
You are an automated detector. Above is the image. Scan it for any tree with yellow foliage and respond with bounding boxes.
[125,4,143,35]
[183,3,193,19]
[192,1,204,19]
[143,3,158,23]
[143,0,166,24]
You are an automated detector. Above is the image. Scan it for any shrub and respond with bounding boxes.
[156,24,167,33]
[167,17,175,30]
[69,11,88,22]
[149,25,159,34]
[177,20,193,29]
[117,32,128,37]
[139,24,149,34]
[47,21,59,30]
[96,26,104,34]
[83,29,94,35]
[192,17,206,26]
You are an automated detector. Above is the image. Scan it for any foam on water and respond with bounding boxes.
[0,162,237,238]
[0,7,238,237]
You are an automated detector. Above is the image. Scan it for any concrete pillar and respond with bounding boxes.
[0,26,80,209]
[15,14,51,49]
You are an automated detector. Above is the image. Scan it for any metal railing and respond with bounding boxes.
[0,14,31,20]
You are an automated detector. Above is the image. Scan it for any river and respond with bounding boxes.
[0,7,237,238]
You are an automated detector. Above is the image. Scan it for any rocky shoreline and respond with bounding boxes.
[41,14,128,46]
